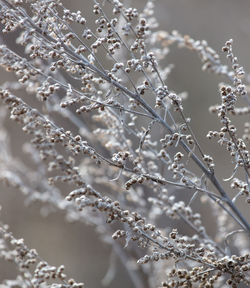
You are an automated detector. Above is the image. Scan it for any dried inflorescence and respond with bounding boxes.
[0,218,84,288]
[0,0,249,287]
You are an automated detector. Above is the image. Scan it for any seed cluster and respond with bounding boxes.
[0,223,84,288]
[0,0,249,287]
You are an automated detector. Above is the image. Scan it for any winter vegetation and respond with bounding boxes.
[0,0,249,287]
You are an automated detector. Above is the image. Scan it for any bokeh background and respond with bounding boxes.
[1,0,250,287]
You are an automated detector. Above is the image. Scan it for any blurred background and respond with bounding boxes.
[0,0,250,287]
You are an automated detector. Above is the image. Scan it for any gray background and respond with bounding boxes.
[1,0,250,287]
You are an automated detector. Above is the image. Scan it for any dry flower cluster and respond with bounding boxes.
[0,0,249,287]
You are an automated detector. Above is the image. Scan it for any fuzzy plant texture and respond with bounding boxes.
[0,0,249,288]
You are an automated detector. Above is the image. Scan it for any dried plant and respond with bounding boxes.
[0,219,84,288]
[0,0,249,287]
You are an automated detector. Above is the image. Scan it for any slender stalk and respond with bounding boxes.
[3,0,248,232]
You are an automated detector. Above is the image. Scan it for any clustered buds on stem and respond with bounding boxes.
[0,0,249,287]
